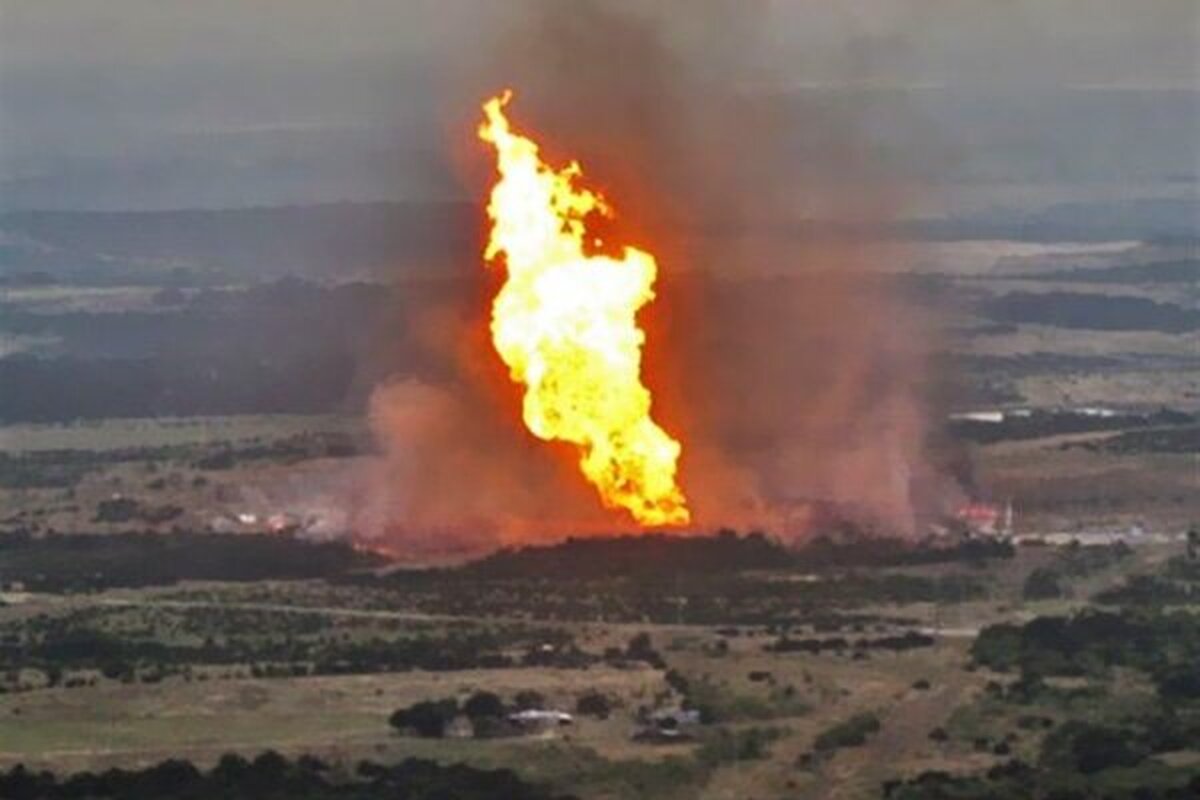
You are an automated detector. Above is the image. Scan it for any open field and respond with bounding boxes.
[2,228,1196,798]
[5,413,1194,541]
[2,4,1197,796]
[0,414,364,453]
[1,532,1195,798]
[0,667,663,773]
[0,414,369,538]
[978,436,1200,533]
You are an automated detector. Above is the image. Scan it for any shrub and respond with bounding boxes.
[626,633,665,668]
[462,691,505,720]
[1156,666,1200,701]
[576,691,612,718]
[1041,721,1149,774]
[695,727,782,766]
[814,713,881,751]
[94,497,140,523]
[1023,568,1066,600]
[664,669,690,695]
[389,698,459,738]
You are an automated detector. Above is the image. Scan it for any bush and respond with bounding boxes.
[972,609,1200,678]
[94,497,140,523]
[462,691,505,720]
[664,669,690,695]
[626,633,665,668]
[1023,568,1066,600]
[695,727,782,766]
[576,691,612,718]
[1156,666,1200,700]
[814,713,881,751]
[0,753,572,799]
[389,699,459,738]
[1041,721,1149,774]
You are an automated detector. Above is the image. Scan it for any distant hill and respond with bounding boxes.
[906,197,1200,244]
[0,278,457,422]
[0,202,479,283]
[1035,259,1200,285]
[984,291,1200,333]
[3,194,1196,287]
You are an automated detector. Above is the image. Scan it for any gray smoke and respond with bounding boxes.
[360,0,964,557]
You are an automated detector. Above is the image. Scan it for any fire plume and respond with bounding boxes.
[477,90,690,527]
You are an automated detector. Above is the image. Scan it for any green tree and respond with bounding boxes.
[389,698,458,738]
[463,690,505,720]
[1023,568,1066,600]
[576,691,612,718]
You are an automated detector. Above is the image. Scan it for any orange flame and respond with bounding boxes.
[477,90,689,527]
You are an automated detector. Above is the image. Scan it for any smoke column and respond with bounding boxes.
[358,0,963,557]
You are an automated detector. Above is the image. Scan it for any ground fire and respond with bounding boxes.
[477,90,689,527]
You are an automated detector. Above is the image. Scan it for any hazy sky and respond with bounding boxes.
[1,0,1196,209]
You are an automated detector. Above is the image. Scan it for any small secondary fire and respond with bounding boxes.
[478,90,689,527]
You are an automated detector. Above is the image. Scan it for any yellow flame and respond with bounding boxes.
[478,90,689,527]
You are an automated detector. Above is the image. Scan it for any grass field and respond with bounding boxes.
[1,537,1191,798]
[0,414,363,453]
[0,380,1195,799]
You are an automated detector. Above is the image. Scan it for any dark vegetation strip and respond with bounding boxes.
[1032,259,1200,285]
[0,532,381,592]
[891,606,1200,799]
[0,529,1011,596]
[0,355,357,423]
[453,531,1014,580]
[0,431,364,489]
[0,531,1002,631]
[949,408,1193,444]
[1093,553,1200,606]
[0,610,584,686]
[971,608,1200,702]
[350,570,985,626]
[982,291,1200,333]
[0,753,573,800]
[767,631,934,655]
[884,741,1200,799]
[335,533,1000,624]
[1066,424,1200,454]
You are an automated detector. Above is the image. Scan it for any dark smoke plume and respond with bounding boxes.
[359,1,964,557]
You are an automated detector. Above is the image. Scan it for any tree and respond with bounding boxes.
[1156,667,1200,701]
[1042,722,1148,774]
[664,669,690,695]
[576,691,612,718]
[389,699,458,738]
[211,753,251,788]
[626,632,665,668]
[93,497,140,523]
[463,691,505,720]
[129,758,201,797]
[1023,568,1065,601]
[814,713,881,751]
